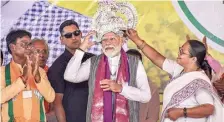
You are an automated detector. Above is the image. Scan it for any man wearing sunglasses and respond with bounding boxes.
[1,30,55,121]
[47,20,94,122]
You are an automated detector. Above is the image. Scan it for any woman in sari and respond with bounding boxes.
[126,29,223,122]
[188,35,224,103]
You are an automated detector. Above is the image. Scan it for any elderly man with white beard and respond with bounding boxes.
[64,1,151,122]
[64,30,151,122]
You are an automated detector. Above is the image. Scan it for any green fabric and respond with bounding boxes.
[40,98,45,122]
[178,1,224,47]
[5,64,45,121]
[5,64,14,122]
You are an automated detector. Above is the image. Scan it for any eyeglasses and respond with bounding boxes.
[179,47,191,56]
[16,41,31,49]
[36,49,48,55]
[63,30,81,38]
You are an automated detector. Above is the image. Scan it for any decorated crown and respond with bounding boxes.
[92,1,138,42]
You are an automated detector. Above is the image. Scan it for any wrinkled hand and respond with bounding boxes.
[79,31,96,51]
[166,108,183,121]
[126,29,142,43]
[213,77,224,94]
[28,50,41,83]
[31,53,39,74]
[22,55,33,84]
[100,79,123,93]
[32,53,41,83]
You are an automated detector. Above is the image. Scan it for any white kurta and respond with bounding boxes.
[64,50,151,103]
[162,59,214,122]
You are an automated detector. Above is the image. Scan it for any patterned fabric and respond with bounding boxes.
[87,54,139,122]
[167,79,212,107]
[91,49,129,122]
[161,78,222,122]
[1,1,102,67]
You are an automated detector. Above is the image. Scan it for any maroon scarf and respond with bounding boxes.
[91,49,130,122]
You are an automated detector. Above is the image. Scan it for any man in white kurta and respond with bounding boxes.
[64,32,151,121]
[64,50,150,102]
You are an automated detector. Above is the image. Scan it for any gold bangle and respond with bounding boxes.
[137,41,146,50]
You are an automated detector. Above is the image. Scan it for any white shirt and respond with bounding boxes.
[163,59,214,122]
[64,50,151,103]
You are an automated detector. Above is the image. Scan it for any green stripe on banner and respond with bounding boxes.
[40,98,45,122]
[178,1,224,47]
[5,64,14,122]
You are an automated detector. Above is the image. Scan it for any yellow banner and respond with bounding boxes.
[51,1,224,90]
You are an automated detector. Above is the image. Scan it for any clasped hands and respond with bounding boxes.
[100,79,123,93]
[22,49,41,85]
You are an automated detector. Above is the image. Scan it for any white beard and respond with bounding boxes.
[102,44,122,58]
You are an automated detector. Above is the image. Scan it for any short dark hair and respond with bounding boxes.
[6,29,31,54]
[59,20,79,34]
[126,49,142,61]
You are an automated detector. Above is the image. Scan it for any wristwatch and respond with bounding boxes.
[183,107,187,118]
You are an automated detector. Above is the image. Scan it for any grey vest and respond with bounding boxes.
[86,54,140,122]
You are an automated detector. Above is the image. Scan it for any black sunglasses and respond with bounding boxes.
[63,30,81,38]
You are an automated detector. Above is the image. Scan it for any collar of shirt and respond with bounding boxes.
[63,49,74,60]
[12,60,26,74]
[108,53,121,76]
